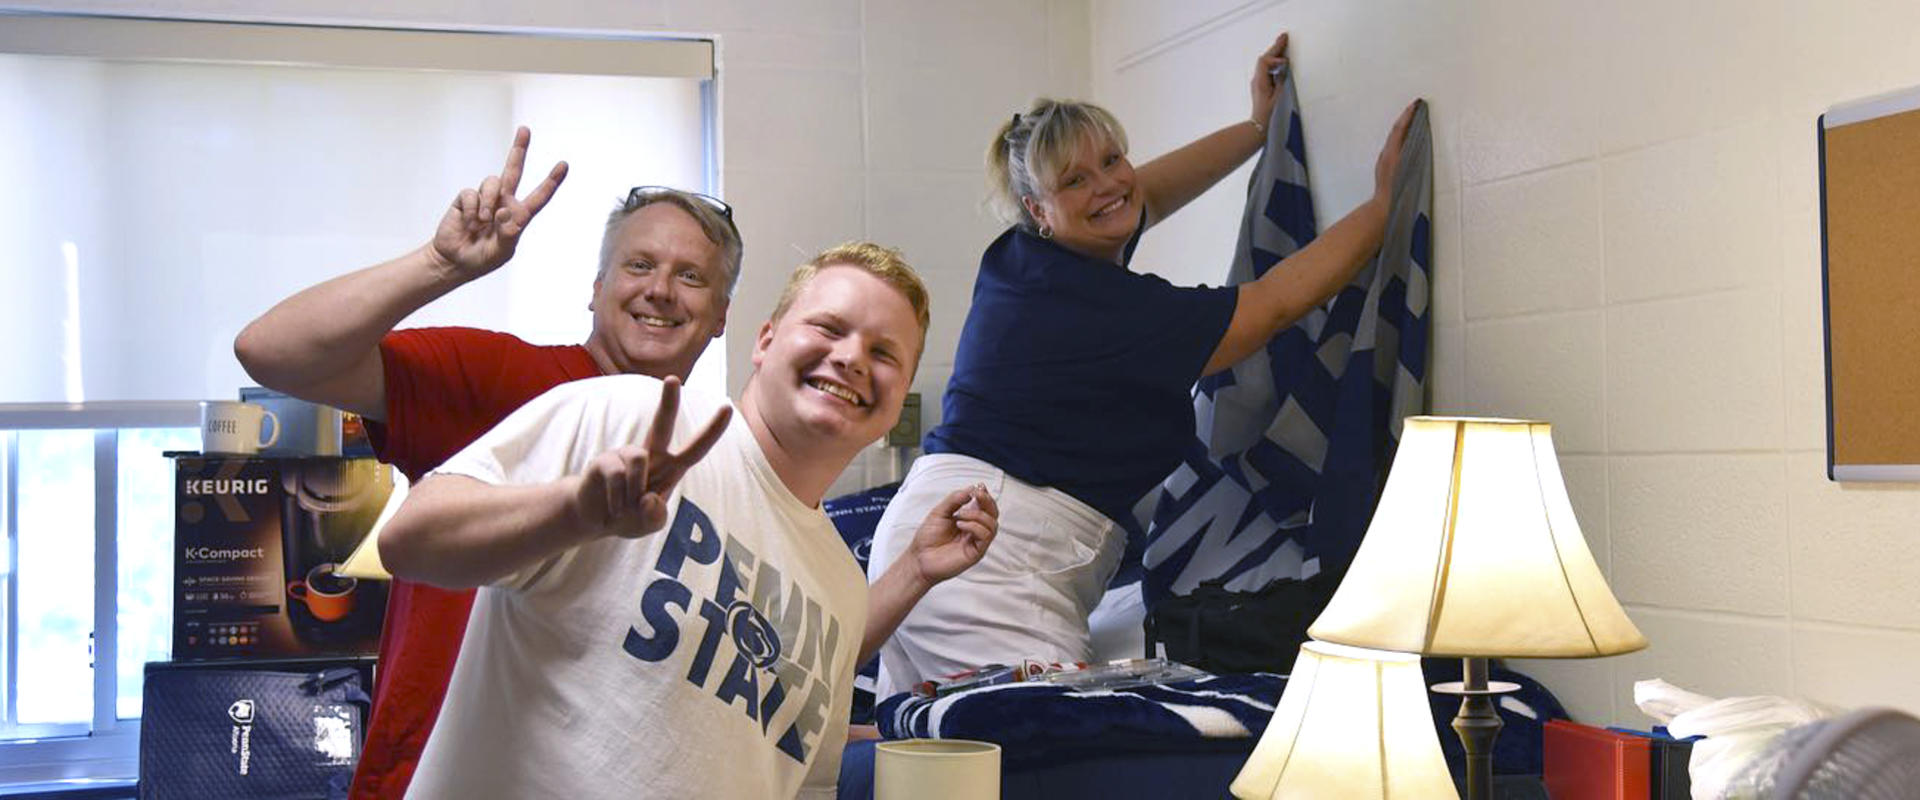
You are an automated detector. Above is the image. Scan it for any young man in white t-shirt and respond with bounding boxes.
[378,243,999,800]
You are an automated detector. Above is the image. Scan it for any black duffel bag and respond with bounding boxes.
[1143,571,1339,674]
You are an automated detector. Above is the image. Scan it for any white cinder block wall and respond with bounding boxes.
[1093,0,1920,726]
[9,0,1090,496]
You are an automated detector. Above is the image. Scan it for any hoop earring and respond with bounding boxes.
[1039,224,1054,239]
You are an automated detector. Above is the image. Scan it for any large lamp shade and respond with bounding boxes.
[1308,416,1646,658]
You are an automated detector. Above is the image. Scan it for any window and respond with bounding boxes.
[0,13,716,786]
[0,403,197,784]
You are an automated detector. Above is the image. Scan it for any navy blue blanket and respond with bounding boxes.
[824,483,898,724]
[872,661,1565,776]
[874,673,1281,769]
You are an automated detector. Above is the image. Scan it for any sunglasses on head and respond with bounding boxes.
[625,185,734,222]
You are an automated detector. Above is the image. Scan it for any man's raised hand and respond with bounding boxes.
[570,377,732,539]
[429,126,569,281]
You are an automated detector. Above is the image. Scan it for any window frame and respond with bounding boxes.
[0,402,197,786]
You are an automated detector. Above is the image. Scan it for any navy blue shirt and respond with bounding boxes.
[924,221,1238,525]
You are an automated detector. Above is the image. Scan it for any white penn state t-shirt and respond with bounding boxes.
[405,375,867,800]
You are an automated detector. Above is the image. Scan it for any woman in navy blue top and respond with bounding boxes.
[866,32,1419,696]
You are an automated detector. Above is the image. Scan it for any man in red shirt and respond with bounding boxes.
[234,127,741,798]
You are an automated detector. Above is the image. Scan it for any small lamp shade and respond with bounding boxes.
[1308,417,1646,658]
[1231,641,1457,800]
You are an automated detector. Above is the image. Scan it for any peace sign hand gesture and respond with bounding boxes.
[428,126,570,282]
[569,377,733,540]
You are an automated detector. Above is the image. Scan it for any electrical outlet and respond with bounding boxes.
[887,392,922,447]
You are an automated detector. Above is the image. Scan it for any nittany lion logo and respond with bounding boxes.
[228,699,254,724]
[725,600,781,670]
[624,497,841,764]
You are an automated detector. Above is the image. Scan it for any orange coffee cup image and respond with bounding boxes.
[287,562,357,622]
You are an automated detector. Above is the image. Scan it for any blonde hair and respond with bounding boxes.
[985,99,1130,231]
[771,241,931,357]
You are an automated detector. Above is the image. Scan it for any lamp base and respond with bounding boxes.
[1431,657,1519,800]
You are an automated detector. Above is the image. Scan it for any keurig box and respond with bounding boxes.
[172,455,391,661]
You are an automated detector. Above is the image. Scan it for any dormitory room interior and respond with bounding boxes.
[4,0,1920,797]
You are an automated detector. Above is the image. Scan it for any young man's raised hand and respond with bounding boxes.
[904,485,1000,586]
[568,376,732,539]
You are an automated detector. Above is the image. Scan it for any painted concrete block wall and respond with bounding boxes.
[9,0,1090,496]
[1093,0,1920,726]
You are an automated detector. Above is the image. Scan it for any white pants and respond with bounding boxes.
[867,453,1123,699]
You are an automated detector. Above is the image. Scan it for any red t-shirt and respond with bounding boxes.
[351,326,601,799]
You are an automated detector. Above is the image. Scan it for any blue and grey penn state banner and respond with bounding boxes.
[1141,77,1433,606]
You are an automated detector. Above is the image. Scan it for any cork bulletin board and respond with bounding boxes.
[1822,86,1920,481]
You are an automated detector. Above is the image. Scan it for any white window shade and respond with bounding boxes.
[0,15,718,404]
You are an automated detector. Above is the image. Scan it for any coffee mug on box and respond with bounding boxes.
[238,387,368,457]
[201,401,279,454]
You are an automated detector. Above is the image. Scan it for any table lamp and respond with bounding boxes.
[1307,417,1647,800]
[1231,641,1458,799]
